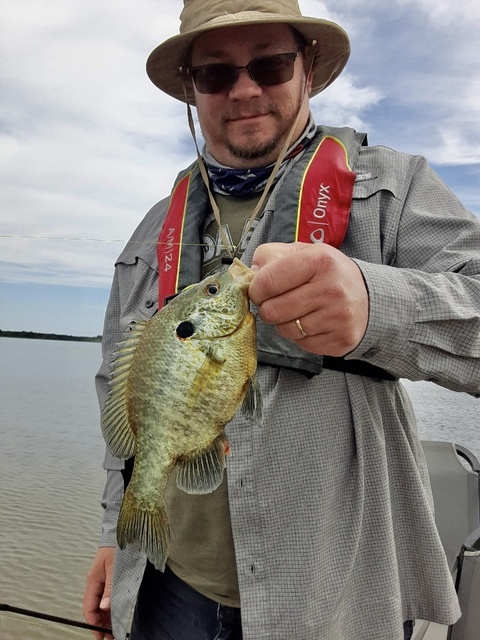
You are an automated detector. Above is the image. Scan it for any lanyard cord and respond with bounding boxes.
[181,81,234,258]
[179,40,317,261]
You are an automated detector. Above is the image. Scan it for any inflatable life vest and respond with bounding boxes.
[156,126,396,380]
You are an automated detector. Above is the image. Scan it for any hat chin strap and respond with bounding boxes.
[179,40,317,260]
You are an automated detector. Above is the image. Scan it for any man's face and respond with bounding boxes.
[189,24,312,169]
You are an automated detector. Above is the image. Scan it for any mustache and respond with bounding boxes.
[221,101,279,121]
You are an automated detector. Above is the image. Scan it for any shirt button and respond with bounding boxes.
[145,299,155,309]
[363,347,379,359]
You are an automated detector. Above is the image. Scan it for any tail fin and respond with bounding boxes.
[116,490,170,571]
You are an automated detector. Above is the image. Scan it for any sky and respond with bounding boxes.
[1,0,479,336]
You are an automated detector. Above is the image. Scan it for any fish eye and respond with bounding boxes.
[176,321,195,339]
[206,284,219,295]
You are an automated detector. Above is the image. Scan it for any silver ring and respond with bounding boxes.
[295,318,308,338]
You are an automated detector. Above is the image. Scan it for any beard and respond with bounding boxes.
[221,97,299,162]
[227,135,279,161]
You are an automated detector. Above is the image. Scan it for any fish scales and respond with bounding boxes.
[101,258,262,570]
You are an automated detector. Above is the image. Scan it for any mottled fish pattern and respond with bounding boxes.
[101,259,262,570]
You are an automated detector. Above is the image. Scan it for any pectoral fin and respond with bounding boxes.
[241,374,263,426]
[186,346,225,411]
[175,433,230,495]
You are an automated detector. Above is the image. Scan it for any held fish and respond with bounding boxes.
[101,258,262,571]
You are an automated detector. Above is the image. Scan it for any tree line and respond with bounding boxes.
[0,330,102,343]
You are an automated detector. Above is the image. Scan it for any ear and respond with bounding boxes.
[306,66,313,95]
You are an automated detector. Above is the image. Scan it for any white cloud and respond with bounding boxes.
[311,73,383,130]
[394,0,480,26]
[425,129,480,166]
[0,0,478,300]
[0,0,189,288]
[314,0,480,166]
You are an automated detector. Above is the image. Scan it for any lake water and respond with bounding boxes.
[0,338,105,640]
[0,337,478,639]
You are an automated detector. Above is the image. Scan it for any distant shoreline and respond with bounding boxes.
[0,330,101,343]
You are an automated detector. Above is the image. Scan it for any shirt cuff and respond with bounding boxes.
[346,259,415,367]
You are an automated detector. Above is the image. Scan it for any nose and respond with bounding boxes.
[228,67,263,99]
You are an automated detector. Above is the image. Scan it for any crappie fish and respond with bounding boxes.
[101,258,262,571]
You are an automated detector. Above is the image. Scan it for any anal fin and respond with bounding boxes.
[175,433,229,495]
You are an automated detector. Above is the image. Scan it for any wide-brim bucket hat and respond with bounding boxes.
[146,0,350,103]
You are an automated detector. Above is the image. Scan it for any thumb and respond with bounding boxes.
[99,584,112,611]
[251,242,309,270]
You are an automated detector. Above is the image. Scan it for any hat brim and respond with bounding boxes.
[146,13,350,103]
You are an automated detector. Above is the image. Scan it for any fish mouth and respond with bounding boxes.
[228,258,255,288]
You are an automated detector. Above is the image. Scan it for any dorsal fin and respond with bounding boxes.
[101,321,148,458]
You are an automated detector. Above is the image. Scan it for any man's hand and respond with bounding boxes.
[83,546,115,640]
[249,242,369,356]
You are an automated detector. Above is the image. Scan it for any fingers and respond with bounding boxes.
[249,242,319,307]
[83,588,113,640]
[83,547,115,640]
[249,242,369,356]
[274,309,363,356]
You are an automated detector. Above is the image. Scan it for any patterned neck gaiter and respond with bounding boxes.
[204,116,317,196]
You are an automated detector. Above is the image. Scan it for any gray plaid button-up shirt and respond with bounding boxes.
[96,130,480,640]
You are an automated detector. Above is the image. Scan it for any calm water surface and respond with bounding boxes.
[0,338,105,639]
[0,338,478,638]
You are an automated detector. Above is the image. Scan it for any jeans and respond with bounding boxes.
[129,561,414,640]
[129,562,242,640]
[404,620,415,640]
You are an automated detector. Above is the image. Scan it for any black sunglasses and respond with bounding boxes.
[187,49,301,94]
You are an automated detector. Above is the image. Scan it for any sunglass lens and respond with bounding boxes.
[250,54,296,86]
[190,52,298,94]
[193,64,236,94]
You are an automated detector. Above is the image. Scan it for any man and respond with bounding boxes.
[83,1,480,639]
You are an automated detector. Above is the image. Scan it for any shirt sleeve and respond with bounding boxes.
[95,268,127,545]
[347,156,480,396]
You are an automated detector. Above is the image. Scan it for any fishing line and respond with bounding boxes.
[0,234,127,243]
[0,234,232,249]
[0,602,126,637]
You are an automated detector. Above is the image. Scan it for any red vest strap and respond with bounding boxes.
[157,136,356,308]
[295,136,355,248]
[157,173,191,309]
